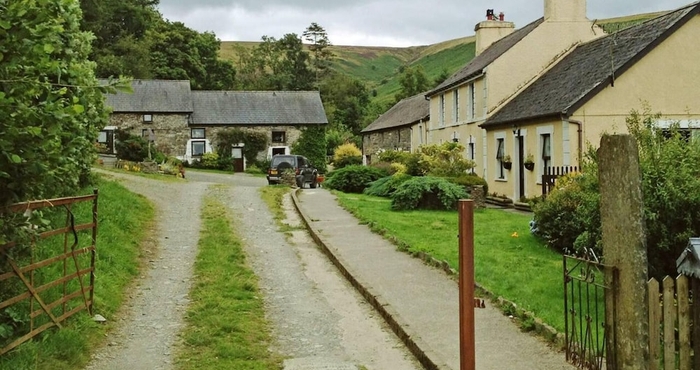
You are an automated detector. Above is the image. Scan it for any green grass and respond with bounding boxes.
[0,178,154,370]
[96,166,183,182]
[334,192,567,333]
[175,192,281,370]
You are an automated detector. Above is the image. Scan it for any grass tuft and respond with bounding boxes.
[175,194,281,370]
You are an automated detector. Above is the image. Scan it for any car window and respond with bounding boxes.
[298,157,306,167]
[271,156,295,167]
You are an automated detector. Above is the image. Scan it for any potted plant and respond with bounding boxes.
[502,154,512,170]
[524,153,535,171]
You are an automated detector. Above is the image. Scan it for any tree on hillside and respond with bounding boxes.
[236,34,314,91]
[303,22,334,87]
[394,65,430,104]
[148,20,236,90]
[433,68,450,87]
[0,0,109,208]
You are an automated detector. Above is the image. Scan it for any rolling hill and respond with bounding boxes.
[219,12,664,109]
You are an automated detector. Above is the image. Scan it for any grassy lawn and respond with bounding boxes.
[0,179,154,370]
[176,191,281,370]
[334,192,567,333]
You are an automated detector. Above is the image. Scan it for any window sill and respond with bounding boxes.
[495,178,508,182]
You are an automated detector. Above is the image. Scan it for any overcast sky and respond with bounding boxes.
[157,0,695,47]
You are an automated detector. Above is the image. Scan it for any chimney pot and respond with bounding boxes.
[499,12,505,21]
[486,9,494,20]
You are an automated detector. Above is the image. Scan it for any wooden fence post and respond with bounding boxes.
[458,200,475,370]
[598,135,649,369]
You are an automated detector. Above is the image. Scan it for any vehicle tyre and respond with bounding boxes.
[310,176,318,189]
[295,175,304,188]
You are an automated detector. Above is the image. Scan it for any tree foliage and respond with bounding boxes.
[0,0,109,208]
[320,72,370,136]
[303,22,334,86]
[236,34,314,91]
[394,65,429,103]
[292,125,327,173]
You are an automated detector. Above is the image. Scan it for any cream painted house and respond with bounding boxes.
[424,0,603,196]
[482,2,700,199]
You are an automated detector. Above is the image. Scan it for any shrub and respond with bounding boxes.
[532,170,600,255]
[324,165,388,193]
[418,142,475,177]
[447,174,489,195]
[377,149,411,164]
[215,128,269,166]
[201,152,220,169]
[114,130,149,162]
[333,143,363,169]
[391,176,469,211]
[364,174,413,197]
[293,125,327,173]
[390,162,407,175]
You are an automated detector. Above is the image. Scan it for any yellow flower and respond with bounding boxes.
[511,232,519,238]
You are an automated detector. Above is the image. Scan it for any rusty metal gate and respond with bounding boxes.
[0,191,98,355]
[564,252,616,369]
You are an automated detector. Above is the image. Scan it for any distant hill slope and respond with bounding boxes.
[219,12,663,108]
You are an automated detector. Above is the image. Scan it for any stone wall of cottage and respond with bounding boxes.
[108,113,305,161]
[108,113,190,157]
[362,127,412,161]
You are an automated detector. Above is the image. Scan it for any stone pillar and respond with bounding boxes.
[598,135,649,369]
[469,185,486,209]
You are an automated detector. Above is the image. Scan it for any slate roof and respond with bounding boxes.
[190,91,328,125]
[483,3,700,128]
[104,79,193,113]
[362,93,430,134]
[426,18,544,97]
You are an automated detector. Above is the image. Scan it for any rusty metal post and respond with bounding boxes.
[89,188,98,315]
[459,199,475,370]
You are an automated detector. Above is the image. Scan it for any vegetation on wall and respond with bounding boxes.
[292,125,328,173]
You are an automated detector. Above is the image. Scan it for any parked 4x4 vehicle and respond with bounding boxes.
[267,154,319,188]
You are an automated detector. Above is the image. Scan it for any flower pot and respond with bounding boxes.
[503,162,512,170]
[524,162,535,171]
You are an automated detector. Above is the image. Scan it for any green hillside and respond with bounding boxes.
[219,12,662,108]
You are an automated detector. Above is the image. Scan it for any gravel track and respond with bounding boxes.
[86,170,420,370]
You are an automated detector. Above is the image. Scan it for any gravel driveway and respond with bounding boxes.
[86,170,420,370]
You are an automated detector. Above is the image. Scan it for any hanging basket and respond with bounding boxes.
[503,162,513,170]
[524,162,535,171]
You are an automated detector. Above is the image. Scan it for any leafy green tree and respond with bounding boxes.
[433,68,450,87]
[293,125,327,173]
[394,65,429,103]
[148,20,236,90]
[320,73,370,136]
[0,0,109,209]
[79,0,159,78]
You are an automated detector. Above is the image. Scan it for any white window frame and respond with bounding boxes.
[468,83,475,121]
[453,90,459,123]
[143,114,153,123]
[537,125,554,183]
[439,94,445,127]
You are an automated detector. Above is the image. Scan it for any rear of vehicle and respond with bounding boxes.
[267,155,298,185]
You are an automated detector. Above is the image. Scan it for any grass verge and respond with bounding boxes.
[0,178,154,370]
[95,166,182,182]
[334,192,566,334]
[175,192,281,370]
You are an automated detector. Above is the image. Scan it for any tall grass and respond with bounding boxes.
[0,179,154,370]
[176,193,281,370]
[334,192,567,332]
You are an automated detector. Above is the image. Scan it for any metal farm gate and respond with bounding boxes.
[0,191,98,355]
[564,253,616,369]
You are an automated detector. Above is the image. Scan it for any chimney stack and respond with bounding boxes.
[544,0,587,21]
[474,9,515,56]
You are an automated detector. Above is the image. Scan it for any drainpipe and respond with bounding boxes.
[567,119,583,166]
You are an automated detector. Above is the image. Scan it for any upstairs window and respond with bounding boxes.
[143,114,153,123]
[453,90,460,123]
[191,128,205,139]
[439,94,445,127]
[469,83,475,120]
[272,131,286,143]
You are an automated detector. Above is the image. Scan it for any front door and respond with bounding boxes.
[232,147,244,172]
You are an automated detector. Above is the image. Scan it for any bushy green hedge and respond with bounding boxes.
[324,165,388,193]
[364,174,413,197]
[446,174,489,195]
[391,176,468,211]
